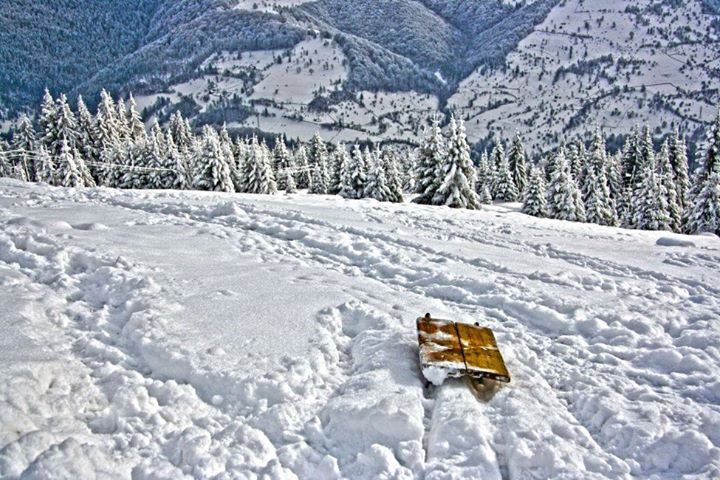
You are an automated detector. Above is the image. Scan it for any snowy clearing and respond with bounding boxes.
[0,179,719,479]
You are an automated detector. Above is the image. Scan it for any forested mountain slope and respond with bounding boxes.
[1,0,718,153]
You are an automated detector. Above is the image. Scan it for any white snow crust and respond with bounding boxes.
[0,179,719,479]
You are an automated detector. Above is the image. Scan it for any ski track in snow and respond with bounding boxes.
[1,179,719,479]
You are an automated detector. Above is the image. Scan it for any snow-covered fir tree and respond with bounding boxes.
[55,137,84,188]
[294,145,312,189]
[656,140,682,231]
[273,136,294,190]
[0,142,10,178]
[308,133,329,194]
[241,137,277,195]
[583,130,617,226]
[488,142,506,198]
[413,115,445,204]
[567,142,583,183]
[164,133,190,190]
[34,146,55,185]
[76,96,100,181]
[522,165,548,217]
[115,98,130,141]
[128,94,147,143]
[341,144,367,199]
[669,128,690,211]
[169,112,192,153]
[94,90,121,182]
[546,147,586,222]
[144,132,166,189]
[284,168,297,193]
[508,132,528,194]
[329,144,349,195]
[633,158,672,231]
[364,149,392,201]
[12,115,37,181]
[193,126,234,193]
[475,150,493,204]
[431,116,479,209]
[119,142,148,190]
[383,148,404,203]
[492,149,519,201]
[685,108,720,235]
[42,94,78,160]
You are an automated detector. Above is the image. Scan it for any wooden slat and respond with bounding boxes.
[417,316,511,383]
[456,323,511,382]
[417,317,465,374]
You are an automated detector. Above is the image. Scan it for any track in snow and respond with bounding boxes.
[1,180,719,479]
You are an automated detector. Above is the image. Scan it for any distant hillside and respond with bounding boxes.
[0,0,162,117]
[1,0,718,156]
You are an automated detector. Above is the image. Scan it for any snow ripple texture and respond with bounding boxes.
[0,179,719,479]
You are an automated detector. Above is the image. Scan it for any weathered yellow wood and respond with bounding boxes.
[416,315,511,384]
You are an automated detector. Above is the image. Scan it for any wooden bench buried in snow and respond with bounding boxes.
[417,314,511,386]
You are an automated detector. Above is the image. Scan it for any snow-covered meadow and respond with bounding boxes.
[1,179,719,479]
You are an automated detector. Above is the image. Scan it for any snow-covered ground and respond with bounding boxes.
[1,179,719,479]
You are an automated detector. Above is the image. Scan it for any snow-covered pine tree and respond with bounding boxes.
[34,146,55,185]
[284,168,297,193]
[413,115,445,204]
[341,144,367,199]
[475,150,493,204]
[169,112,193,153]
[522,165,548,217]
[163,133,189,190]
[308,134,329,194]
[431,116,480,209]
[294,145,312,189]
[128,94,147,143]
[685,170,720,236]
[656,140,682,231]
[606,152,623,206]
[633,156,672,231]
[230,137,247,192]
[39,90,56,152]
[12,115,37,181]
[546,147,586,222]
[685,108,720,235]
[76,96,101,182]
[43,94,78,160]
[488,141,505,196]
[364,148,391,201]
[0,142,9,178]
[273,136,294,190]
[329,144,349,195]
[144,132,166,189]
[119,141,147,190]
[115,98,130,141]
[669,128,690,211]
[567,142,583,183]
[55,137,84,188]
[193,126,234,193]
[383,148,404,203]
[101,143,126,188]
[492,149,519,201]
[508,132,528,194]
[240,137,277,194]
[94,90,121,182]
[621,130,642,191]
[583,129,617,226]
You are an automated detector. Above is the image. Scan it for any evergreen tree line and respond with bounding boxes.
[0,90,406,203]
[413,111,720,236]
[1,89,718,236]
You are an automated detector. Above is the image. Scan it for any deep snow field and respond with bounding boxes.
[0,179,719,479]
